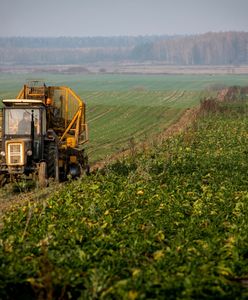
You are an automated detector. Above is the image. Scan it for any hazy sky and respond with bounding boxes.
[0,0,247,37]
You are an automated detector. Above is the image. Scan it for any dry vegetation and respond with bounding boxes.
[1,64,248,75]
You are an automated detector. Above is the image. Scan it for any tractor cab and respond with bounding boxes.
[1,99,46,175]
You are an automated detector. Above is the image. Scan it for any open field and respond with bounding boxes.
[1,73,248,162]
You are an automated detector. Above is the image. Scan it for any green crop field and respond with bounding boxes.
[1,73,248,161]
[84,89,206,161]
[1,97,248,299]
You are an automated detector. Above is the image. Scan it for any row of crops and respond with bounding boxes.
[85,90,209,161]
[1,73,248,162]
[1,98,248,299]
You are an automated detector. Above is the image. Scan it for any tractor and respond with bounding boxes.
[0,80,89,187]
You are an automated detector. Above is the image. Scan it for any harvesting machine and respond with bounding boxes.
[0,80,89,187]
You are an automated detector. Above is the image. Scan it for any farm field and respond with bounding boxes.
[1,98,248,299]
[1,73,248,162]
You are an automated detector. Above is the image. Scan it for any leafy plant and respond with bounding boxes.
[1,99,248,299]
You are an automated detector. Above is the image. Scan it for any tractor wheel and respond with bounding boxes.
[82,154,90,176]
[44,142,59,181]
[0,174,8,187]
[38,161,47,188]
[83,163,90,176]
[79,150,90,176]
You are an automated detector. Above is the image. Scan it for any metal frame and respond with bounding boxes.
[16,84,88,147]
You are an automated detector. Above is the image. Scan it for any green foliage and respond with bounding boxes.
[1,101,248,299]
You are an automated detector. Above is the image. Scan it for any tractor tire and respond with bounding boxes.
[38,161,47,188]
[0,174,8,187]
[84,163,90,176]
[44,142,59,181]
[80,152,90,176]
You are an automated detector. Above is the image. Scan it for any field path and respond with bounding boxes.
[91,105,199,170]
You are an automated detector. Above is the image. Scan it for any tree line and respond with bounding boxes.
[0,32,247,65]
[0,36,169,49]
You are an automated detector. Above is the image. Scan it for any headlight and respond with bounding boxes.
[0,151,5,157]
[27,150,32,156]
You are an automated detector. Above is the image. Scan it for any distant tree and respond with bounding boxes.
[0,32,247,65]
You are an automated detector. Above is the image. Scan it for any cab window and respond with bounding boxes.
[5,109,40,135]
